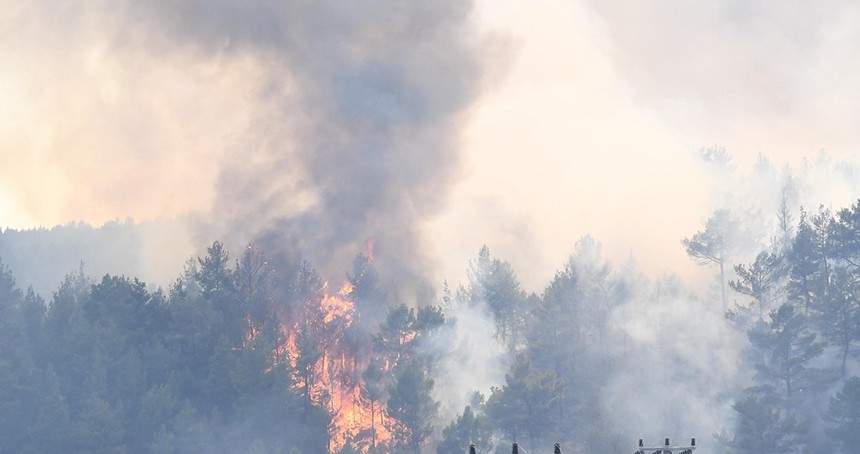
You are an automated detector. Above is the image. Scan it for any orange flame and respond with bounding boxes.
[322,282,355,324]
[268,279,392,452]
[364,238,375,264]
[242,316,259,348]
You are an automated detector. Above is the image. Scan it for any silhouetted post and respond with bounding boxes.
[636,437,695,453]
[469,444,476,454]
[554,442,561,453]
[511,442,518,454]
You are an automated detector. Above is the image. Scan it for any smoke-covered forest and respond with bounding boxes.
[4,0,860,453]
[2,153,860,453]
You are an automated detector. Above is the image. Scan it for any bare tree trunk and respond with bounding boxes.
[719,259,727,313]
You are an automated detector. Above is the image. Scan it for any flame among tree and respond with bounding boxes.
[285,278,394,452]
[235,240,443,453]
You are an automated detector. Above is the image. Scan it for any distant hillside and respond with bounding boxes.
[0,218,195,297]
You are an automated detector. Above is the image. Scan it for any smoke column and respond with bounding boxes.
[0,0,486,298]
[124,1,486,293]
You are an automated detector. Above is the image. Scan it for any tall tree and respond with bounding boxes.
[373,304,419,370]
[436,404,493,454]
[485,355,562,449]
[348,252,386,333]
[788,207,832,314]
[567,236,620,356]
[682,209,742,311]
[820,269,860,379]
[776,179,797,255]
[387,361,439,454]
[467,246,526,348]
[359,358,386,452]
[196,241,235,300]
[727,393,801,454]
[748,303,830,400]
[730,251,787,322]
[290,261,326,412]
[526,260,589,441]
[830,200,860,269]
[0,259,38,453]
[234,244,276,331]
[826,376,860,451]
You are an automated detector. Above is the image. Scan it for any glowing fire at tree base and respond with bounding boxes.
[272,280,394,453]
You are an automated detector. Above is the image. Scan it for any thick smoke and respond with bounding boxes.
[0,1,486,299]
[604,278,745,453]
[423,300,511,422]
[120,0,485,294]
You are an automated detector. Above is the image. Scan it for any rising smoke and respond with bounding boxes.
[125,0,487,296]
[4,1,860,452]
[0,0,489,300]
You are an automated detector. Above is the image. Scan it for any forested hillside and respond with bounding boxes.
[0,218,191,297]
[2,197,860,453]
[3,0,859,452]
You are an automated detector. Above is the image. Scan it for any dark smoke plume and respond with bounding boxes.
[127,1,483,295]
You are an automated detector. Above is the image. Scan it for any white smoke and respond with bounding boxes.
[425,299,511,422]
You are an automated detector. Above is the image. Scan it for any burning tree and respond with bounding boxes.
[273,250,457,453]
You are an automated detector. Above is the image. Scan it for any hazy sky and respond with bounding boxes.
[432,0,860,289]
[1,0,859,291]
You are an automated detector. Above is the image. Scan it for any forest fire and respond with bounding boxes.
[322,281,356,324]
[294,279,392,452]
[263,243,393,453]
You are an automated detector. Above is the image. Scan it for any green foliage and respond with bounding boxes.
[821,269,860,378]
[747,303,831,400]
[196,241,234,300]
[387,361,439,454]
[348,252,386,332]
[788,207,832,313]
[830,200,860,268]
[437,405,493,454]
[726,199,860,452]
[7,196,860,453]
[526,259,588,440]
[0,242,337,454]
[485,355,563,448]
[826,376,860,450]
[374,304,419,369]
[682,209,743,310]
[728,393,800,454]
[729,251,787,322]
[359,358,386,451]
[467,245,527,348]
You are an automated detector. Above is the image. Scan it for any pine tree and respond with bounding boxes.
[787,206,833,315]
[730,251,786,322]
[830,200,860,269]
[387,361,439,454]
[728,393,800,454]
[359,358,386,451]
[437,404,493,454]
[467,246,526,349]
[485,355,563,448]
[821,269,860,379]
[826,376,860,450]
[682,209,742,312]
[526,261,588,441]
[748,303,829,400]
